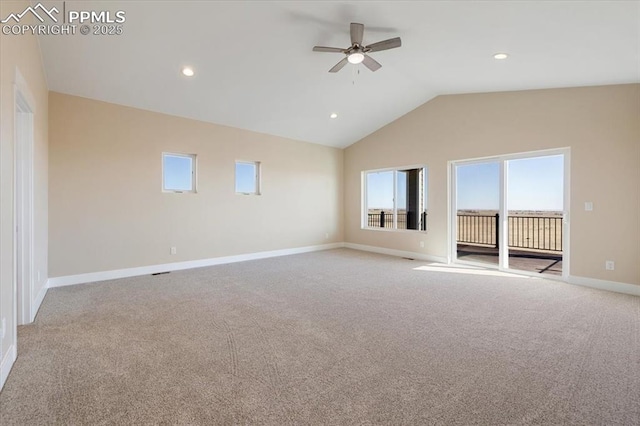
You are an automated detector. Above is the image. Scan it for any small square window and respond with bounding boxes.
[235,161,260,195]
[163,153,196,193]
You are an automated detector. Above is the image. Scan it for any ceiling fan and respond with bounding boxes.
[313,22,401,73]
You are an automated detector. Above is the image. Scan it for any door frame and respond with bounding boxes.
[448,148,570,280]
[13,69,36,326]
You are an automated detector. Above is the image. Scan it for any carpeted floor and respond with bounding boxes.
[1,248,639,425]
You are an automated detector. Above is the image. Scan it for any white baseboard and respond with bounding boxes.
[344,243,448,264]
[568,275,640,297]
[48,243,345,288]
[44,241,640,298]
[0,344,17,392]
[345,243,639,297]
[31,283,48,322]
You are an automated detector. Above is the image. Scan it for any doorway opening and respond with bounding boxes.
[451,149,568,278]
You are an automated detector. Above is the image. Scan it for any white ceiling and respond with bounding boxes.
[38,1,640,148]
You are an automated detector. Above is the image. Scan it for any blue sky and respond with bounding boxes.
[456,162,500,210]
[166,154,562,211]
[367,171,407,209]
[366,155,563,211]
[456,155,564,211]
[165,158,258,193]
[235,162,257,193]
[163,155,193,191]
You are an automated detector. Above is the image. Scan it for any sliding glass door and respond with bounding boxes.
[452,150,568,278]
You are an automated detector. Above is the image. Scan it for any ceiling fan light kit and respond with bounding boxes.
[348,51,365,64]
[313,22,401,73]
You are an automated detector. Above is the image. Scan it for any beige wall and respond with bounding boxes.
[345,84,640,286]
[0,1,49,365]
[49,92,343,277]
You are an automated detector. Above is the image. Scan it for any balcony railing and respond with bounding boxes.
[367,212,406,229]
[367,212,426,231]
[457,213,563,252]
[367,212,563,252]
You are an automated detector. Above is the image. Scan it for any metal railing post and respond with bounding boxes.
[495,213,500,249]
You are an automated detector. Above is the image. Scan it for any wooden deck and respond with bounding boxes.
[457,244,562,276]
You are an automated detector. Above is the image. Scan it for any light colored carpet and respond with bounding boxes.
[1,248,638,425]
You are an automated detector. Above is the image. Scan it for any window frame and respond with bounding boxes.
[162,152,197,194]
[361,164,428,232]
[235,160,261,195]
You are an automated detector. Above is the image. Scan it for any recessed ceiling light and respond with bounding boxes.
[330,113,338,119]
[182,67,195,77]
[493,53,509,60]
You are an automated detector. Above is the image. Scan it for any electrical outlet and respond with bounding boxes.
[325,232,329,239]
[605,261,615,271]
[419,241,425,248]
[170,247,177,255]
[585,202,593,211]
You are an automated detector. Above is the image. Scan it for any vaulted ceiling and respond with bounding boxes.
[37,1,640,148]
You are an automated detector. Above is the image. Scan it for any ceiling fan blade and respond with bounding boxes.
[351,22,364,45]
[329,57,349,73]
[366,37,402,52]
[313,46,346,53]
[362,55,382,72]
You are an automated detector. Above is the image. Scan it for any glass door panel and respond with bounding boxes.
[455,162,501,266]
[506,155,564,275]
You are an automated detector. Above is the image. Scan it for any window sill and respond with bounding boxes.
[361,227,427,233]
[162,190,197,194]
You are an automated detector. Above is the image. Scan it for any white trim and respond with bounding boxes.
[235,160,261,195]
[562,149,571,280]
[360,227,428,234]
[567,275,640,297]
[31,283,48,322]
[447,160,454,264]
[452,147,570,165]
[14,70,36,327]
[13,68,36,113]
[48,243,345,288]
[360,171,367,229]
[27,242,640,301]
[344,243,448,264]
[362,165,428,232]
[449,148,570,276]
[34,29,50,89]
[162,152,197,193]
[393,171,398,228]
[0,344,17,391]
[499,160,507,269]
[361,163,428,174]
